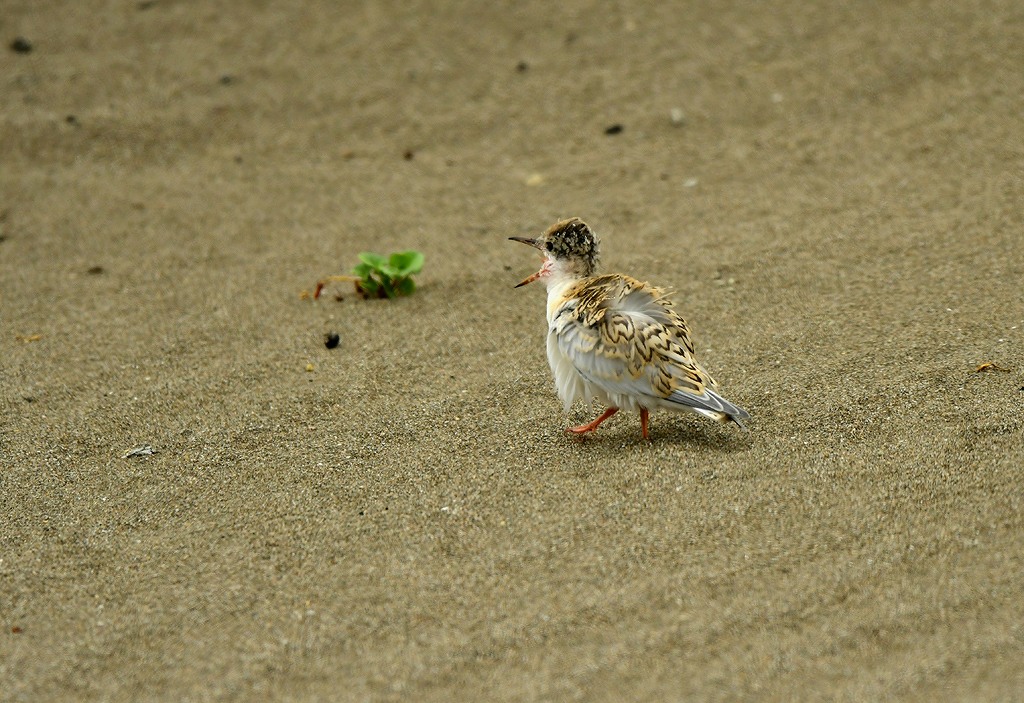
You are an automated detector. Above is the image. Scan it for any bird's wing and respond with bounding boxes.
[553,275,734,414]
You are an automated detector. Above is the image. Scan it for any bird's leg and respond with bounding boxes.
[640,408,650,440]
[567,407,619,435]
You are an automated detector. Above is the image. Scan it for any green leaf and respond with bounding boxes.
[391,250,424,276]
[352,262,373,278]
[379,264,400,279]
[380,277,397,299]
[357,252,388,270]
[359,276,381,296]
[388,251,411,272]
[395,277,416,296]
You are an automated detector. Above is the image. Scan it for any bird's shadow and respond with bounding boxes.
[564,414,752,452]
[653,420,752,453]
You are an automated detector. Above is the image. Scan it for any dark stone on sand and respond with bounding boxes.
[10,37,33,53]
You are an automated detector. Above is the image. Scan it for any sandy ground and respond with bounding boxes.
[3,1,1024,700]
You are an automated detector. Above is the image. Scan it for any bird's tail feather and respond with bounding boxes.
[669,388,750,431]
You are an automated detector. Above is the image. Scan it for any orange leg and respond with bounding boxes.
[567,407,619,436]
[640,408,650,440]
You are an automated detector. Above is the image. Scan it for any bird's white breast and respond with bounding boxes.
[544,279,589,412]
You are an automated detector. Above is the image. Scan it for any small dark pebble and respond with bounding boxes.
[66,115,80,127]
[324,332,340,349]
[516,60,529,72]
[10,37,33,54]
[87,265,105,275]
[604,124,624,135]
[0,236,7,244]
[234,155,243,163]
[403,149,415,160]
[219,74,233,85]
[137,0,157,9]
[11,626,23,634]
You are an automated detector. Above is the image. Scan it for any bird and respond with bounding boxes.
[510,217,750,440]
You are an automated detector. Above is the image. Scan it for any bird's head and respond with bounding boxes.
[509,217,600,288]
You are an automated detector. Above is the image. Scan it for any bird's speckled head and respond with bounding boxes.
[540,218,600,273]
[509,217,601,287]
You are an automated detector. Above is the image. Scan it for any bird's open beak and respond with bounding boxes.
[509,236,542,249]
[509,237,548,286]
[514,270,543,287]
[509,236,544,287]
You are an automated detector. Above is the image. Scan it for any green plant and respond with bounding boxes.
[313,250,425,300]
[353,250,424,298]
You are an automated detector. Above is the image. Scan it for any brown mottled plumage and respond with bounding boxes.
[510,218,749,439]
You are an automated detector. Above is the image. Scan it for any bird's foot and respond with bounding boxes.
[566,408,619,436]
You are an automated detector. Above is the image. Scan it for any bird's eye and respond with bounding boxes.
[545,242,554,251]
